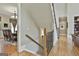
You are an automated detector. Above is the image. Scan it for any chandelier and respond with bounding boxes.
[10,11,17,20]
[10,11,17,33]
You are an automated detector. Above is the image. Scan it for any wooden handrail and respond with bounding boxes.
[25,34,44,49]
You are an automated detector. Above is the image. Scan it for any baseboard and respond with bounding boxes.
[21,48,40,56]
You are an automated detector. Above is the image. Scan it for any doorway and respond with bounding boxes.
[59,16,68,36]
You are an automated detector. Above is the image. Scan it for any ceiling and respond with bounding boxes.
[22,3,53,32]
[0,3,17,17]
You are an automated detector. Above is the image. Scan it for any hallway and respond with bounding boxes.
[49,35,79,56]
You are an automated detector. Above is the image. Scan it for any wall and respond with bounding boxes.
[22,3,53,33]
[53,3,67,46]
[54,3,67,28]
[0,15,10,37]
[53,3,79,44]
[67,3,79,40]
[18,4,40,52]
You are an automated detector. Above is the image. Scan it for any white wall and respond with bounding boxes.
[67,4,79,40]
[18,4,40,52]
[22,3,53,33]
[53,19,58,46]
[0,15,10,37]
[53,3,67,46]
[1,16,11,29]
[53,3,79,44]
[54,3,67,28]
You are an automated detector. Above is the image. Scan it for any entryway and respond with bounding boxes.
[59,16,68,36]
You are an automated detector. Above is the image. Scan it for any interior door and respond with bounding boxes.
[59,17,68,36]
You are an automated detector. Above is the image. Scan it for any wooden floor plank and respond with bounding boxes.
[49,35,79,56]
[3,44,36,56]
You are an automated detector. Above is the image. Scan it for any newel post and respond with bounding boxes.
[44,28,48,56]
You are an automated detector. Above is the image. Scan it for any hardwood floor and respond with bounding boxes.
[49,35,79,56]
[3,44,18,56]
[2,35,79,56]
[3,44,36,56]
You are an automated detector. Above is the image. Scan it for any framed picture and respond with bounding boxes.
[74,16,79,21]
[4,23,8,28]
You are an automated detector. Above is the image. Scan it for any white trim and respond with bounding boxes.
[17,3,22,53]
[50,3,58,47]
[21,48,40,56]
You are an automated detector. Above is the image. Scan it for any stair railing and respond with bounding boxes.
[25,34,44,49]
